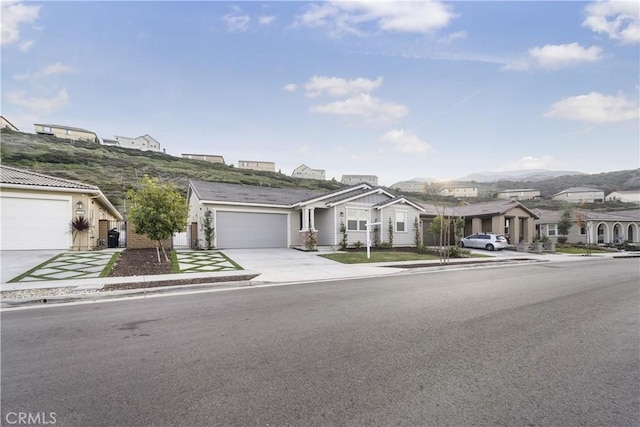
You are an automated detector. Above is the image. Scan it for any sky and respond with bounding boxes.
[2,0,639,186]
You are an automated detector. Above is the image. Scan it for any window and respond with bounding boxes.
[548,224,557,236]
[347,209,368,231]
[395,210,407,232]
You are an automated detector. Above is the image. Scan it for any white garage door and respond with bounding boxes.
[217,211,287,248]
[1,197,71,250]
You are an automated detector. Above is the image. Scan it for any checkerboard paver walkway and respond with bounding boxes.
[175,251,240,272]
[12,252,116,282]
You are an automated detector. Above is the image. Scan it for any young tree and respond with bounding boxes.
[203,209,215,250]
[127,176,188,262]
[558,208,573,243]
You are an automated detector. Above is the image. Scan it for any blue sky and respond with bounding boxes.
[2,1,639,186]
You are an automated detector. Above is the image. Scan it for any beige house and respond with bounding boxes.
[1,116,18,131]
[535,208,639,245]
[182,153,225,164]
[497,189,540,201]
[237,160,276,172]
[0,165,122,250]
[111,134,162,152]
[341,175,378,186]
[292,164,326,180]
[551,187,604,203]
[391,180,427,193]
[439,187,478,198]
[421,200,538,245]
[605,190,640,204]
[34,123,98,143]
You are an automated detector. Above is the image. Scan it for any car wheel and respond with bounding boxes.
[459,241,465,248]
[486,244,495,251]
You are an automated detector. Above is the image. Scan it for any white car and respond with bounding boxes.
[459,233,509,251]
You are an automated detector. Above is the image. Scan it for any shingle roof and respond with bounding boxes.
[0,165,99,190]
[189,180,324,206]
[536,208,640,223]
[453,199,537,217]
[34,123,96,134]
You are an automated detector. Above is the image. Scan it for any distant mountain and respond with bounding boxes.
[456,169,586,183]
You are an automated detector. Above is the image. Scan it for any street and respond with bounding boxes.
[2,258,639,426]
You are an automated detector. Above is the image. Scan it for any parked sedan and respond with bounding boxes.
[459,233,509,251]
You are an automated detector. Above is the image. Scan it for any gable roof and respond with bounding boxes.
[0,165,122,219]
[420,200,538,218]
[552,187,603,197]
[189,180,324,207]
[34,123,96,134]
[535,208,640,223]
[374,197,425,211]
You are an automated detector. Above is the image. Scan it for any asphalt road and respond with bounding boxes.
[2,259,639,426]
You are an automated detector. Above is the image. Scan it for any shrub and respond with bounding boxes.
[339,221,348,250]
[557,236,568,244]
[354,240,363,249]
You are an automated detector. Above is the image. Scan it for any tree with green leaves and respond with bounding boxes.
[203,209,215,250]
[127,176,188,262]
[558,208,573,242]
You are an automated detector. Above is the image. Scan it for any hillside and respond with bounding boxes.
[1,129,638,213]
[0,129,344,211]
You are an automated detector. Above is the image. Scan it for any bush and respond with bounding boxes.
[557,236,568,244]
[377,242,392,249]
[354,241,363,249]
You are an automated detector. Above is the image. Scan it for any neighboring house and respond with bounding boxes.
[187,181,424,249]
[535,208,640,245]
[497,189,540,201]
[113,134,162,152]
[182,153,225,164]
[390,180,427,193]
[237,160,276,172]
[341,175,378,186]
[421,200,538,245]
[439,187,478,198]
[551,187,604,203]
[292,164,326,180]
[0,165,122,250]
[34,123,98,143]
[605,190,640,204]
[1,116,18,131]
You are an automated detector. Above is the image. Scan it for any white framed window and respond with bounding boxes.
[347,208,368,231]
[395,210,407,232]
[548,224,557,236]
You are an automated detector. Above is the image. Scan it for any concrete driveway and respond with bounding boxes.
[221,248,400,283]
[0,250,61,283]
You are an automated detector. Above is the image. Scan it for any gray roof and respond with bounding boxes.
[34,123,96,134]
[454,200,537,217]
[552,187,603,196]
[536,208,640,223]
[0,165,99,190]
[189,180,324,206]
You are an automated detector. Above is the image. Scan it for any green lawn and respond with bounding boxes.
[555,247,606,255]
[320,251,443,264]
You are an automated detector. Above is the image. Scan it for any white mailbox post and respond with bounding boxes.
[365,222,382,259]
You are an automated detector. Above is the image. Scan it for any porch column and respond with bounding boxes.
[492,215,504,235]
[472,217,482,234]
[310,208,316,230]
[512,216,521,243]
[302,208,309,230]
[521,217,531,243]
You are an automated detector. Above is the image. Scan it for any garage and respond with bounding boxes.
[216,211,288,248]
[1,197,71,250]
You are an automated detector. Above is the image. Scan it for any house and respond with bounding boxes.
[421,199,539,245]
[438,187,478,198]
[341,175,378,186]
[187,181,424,249]
[497,189,540,201]
[535,208,640,245]
[390,180,427,193]
[1,116,18,131]
[237,160,276,172]
[112,134,162,152]
[605,190,640,204]
[182,153,225,164]
[551,187,604,203]
[34,123,98,143]
[0,165,122,250]
[292,164,326,180]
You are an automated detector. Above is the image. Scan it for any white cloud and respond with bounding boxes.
[222,14,250,32]
[438,31,467,44]
[505,43,604,70]
[1,1,40,45]
[544,92,639,123]
[502,156,565,171]
[310,93,409,121]
[258,15,276,26]
[6,88,70,114]
[304,75,383,98]
[381,129,432,154]
[583,0,639,45]
[296,1,456,35]
[13,62,74,81]
[18,39,33,52]
[282,83,298,92]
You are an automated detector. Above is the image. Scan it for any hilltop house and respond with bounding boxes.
[497,189,540,201]
[0,165,122,250]
[187,181,424,249]
[292,164,326,180]
[1,116,18,131]
[535,208,639,245]
[34,123,98,143]
[551,187,604,203]
[182,153,225,164]
[106,134,162,152]
[341,175,379,186]
[237,160,276,172]
[438,186,478,198]
[605,190,640,204]
[390,180,427,193]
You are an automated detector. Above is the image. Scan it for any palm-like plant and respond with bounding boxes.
[70,216,90,242]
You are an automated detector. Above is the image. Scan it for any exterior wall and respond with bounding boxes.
[182,154,225,164]
[539,219,640,245]
[1,116,18,131]
[127,225,172,249]
[292,165,326,180]
[313,208,335,246]
[606,191,640,204]
[498,190,540,200]
[237,161,276,172]
[341,175,378,186]
[34,124,98,143]
[552,190,604,203]
[114,135,162,152]
[439,187,478,197]
[391,182,425,193]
